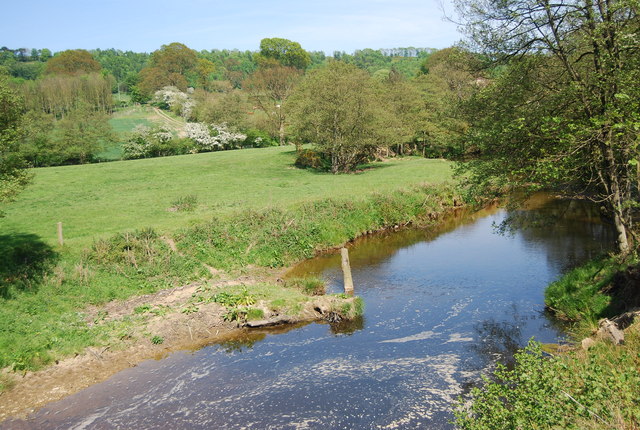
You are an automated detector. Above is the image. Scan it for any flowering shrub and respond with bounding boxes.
[152,86,195,119]
[122,125,188,159]
[185,122,246,152]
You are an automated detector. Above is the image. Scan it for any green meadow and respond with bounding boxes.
[2,147,453,247]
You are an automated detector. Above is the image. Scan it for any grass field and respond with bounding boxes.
[2,147,453,247]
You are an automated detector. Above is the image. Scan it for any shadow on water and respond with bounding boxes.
[286,203,502,279]
[0,234,58,299]
[329,315,365,335]
[500,196,615,273]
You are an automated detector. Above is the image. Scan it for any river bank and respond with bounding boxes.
[456,255,640,429]
[0,183,460,422]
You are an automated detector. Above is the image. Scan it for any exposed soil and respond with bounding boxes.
[0,271,350,422]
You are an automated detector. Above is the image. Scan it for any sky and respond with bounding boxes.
[2,0,462,54]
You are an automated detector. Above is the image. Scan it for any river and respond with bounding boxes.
[6,195,615,429]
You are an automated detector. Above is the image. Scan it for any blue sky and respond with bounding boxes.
[2,0,461,54]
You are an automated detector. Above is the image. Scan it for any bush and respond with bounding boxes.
[455,338,640,429]
[242,129,279,148]
[295,148,328,170]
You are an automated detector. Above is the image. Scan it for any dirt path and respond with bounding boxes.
[152,107,187,137]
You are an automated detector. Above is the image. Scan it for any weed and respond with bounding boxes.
[0,373,15,393]
[150,335,164,345]
[134,304,152,314]
[222,308,246,322]
[287,277,326,296]
[245,308,265,321]
[181,304,199,314]
[150,305,169,316]
[211,288,256,307]
[170,195,198,212]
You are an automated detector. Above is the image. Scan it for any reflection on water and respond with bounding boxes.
[5,195,615,429]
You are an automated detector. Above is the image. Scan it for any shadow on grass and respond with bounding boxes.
[0,234,58,299]
[600,263,640,320]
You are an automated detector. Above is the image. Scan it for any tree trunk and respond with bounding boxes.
[279,120,285,146]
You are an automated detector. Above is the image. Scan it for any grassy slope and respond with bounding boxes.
[2,147,452,247]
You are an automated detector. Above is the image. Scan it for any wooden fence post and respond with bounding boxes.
[341,247,354,295]
[57,222,64,246]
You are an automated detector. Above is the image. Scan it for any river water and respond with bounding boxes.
[7,196,615,429]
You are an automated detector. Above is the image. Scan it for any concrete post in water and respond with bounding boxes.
[57,222,64,246]
[341,247,354,295]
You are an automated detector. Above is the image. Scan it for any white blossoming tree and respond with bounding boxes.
[185,122,246,152]
[152,86,195,119]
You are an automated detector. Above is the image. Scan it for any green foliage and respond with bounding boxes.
[121,124,189,159]
[455,338,640,429]
[44,50,101,75]
[50,105,115,164]
[455,0,640,252]
[150,335,164,345]
[86,227,205,287]
[91,48,150,87]
[294,148,328,170]
[138,42,199,96]
[289,61,399,173]
[257,38,311,70]
[245,307,265,321]
[20,72,114,117]
[244,65,302,145]
[0,72,31,210]
[211,288,256,307]
[545,257,623,326]
[242,129,278,148]
[181,303,199,314]
[177,183,458,270]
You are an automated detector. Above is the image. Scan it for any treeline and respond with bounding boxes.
[2,39,483,171]
[0,45,433,85]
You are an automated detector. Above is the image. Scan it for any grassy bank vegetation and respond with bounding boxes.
[0,148,457,376]
[456,257,640,429]
[545,256,637,334]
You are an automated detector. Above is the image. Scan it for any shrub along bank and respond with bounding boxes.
[456,255,640,429]
[0,183,459,377]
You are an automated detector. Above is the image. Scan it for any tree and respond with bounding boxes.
[414,47,480,157]
[0,73,30,211]
[44,49,102,75]
[288,62,397,173]
[244,65,302,145]
[138,43,198,96]
[257,38,311,70]
[455,0,640,253]
[51,105,114,164]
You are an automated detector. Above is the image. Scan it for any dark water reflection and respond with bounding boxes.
[5,195,615,429]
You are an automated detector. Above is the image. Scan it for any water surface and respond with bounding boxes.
[7,196,615,429]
